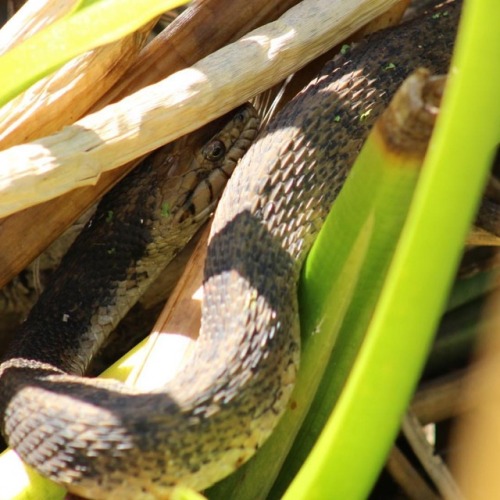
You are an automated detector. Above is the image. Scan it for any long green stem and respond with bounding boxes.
[284,1,500,497]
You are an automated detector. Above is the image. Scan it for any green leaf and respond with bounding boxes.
[284,0,500,497]
[0,0,189,107]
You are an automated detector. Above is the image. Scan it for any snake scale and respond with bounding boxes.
[0,1,461,498]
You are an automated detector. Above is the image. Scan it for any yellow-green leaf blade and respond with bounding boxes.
[0,0,189,107]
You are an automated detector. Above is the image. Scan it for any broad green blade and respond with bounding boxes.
[0,0,189,107]
[284,0,500,497]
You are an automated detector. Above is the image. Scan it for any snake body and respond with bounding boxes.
[0,2,461,498]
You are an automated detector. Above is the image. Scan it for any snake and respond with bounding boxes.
[0,1,461,498]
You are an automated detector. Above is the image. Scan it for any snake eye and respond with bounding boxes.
[204,140,226,162]
[233,110,245,122]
